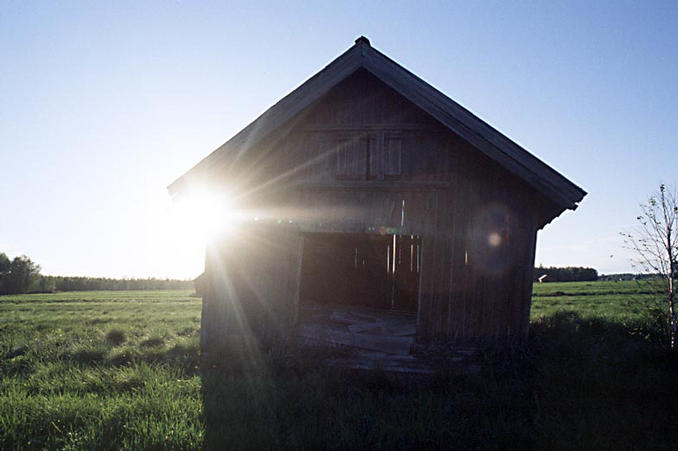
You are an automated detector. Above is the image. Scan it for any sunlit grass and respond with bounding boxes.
[1,284,676,449]
[0,290,202,449]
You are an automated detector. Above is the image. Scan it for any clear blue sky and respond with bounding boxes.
[1,1,677,278]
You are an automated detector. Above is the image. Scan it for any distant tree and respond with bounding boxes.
[533,265,598,282]
[0,252,9,273]
[0,254,41,294]
[0,252,10,293]
[7,255,42,294]
[37,276,56,293]
[622,184,678,351]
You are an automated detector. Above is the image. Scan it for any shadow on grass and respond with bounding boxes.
[198,312,678,450]
[58,341,201,375]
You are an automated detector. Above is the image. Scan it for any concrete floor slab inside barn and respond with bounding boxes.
[297,304,480,375]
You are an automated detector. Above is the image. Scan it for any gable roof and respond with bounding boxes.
[168,36,586,212]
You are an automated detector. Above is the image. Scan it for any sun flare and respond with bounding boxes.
[172,190,238,240]
[138,187,244,279]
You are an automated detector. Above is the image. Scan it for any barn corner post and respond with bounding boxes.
[519,227,539,343]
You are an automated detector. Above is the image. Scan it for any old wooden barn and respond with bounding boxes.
[169,37,585,367]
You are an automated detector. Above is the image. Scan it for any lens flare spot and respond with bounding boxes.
[172,189,239,241]
[488,232,502,247]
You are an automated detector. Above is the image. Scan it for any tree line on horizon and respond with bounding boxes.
[2,252,603,293]
[0,252,193,294]
[533,266,598,282]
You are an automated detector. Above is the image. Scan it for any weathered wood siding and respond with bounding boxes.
[202,224,301,346]
[205,69,542,344]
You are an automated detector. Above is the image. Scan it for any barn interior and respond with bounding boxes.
[299,232,421,311]
[297,232,425,366]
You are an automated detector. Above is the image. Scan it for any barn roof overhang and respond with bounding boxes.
[168,36,586,219]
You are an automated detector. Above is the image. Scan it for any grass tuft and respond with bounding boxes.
[177,327,196,337]
[140,336,165,347]
[105,329,127,346]
[70,347,106,364]
[109,349,138,366]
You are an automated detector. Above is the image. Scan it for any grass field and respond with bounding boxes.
[1,282,677,449]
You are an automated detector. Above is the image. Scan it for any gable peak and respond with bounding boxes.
[354,35,371,46]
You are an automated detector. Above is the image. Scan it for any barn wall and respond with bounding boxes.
[419,166,539,343]
[202,224,302,347]
[204,69,543,344]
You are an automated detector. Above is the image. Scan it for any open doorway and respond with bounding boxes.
[299,232,421,312]
[297,232,422,359]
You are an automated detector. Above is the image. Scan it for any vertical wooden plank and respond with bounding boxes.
[416,189,440,344]
[416,233,431,343]
[291,233,305,328]
[453,174,471,341]
[368,135,380,180]
[434,190,452,341]
[200,247,211,349]
[383,135,402,178]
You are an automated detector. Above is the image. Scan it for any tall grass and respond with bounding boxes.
[1,284,677,449]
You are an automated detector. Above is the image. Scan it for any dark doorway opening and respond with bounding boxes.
[299,232,421,312]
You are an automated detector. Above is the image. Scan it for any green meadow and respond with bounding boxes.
[1,282,676,449]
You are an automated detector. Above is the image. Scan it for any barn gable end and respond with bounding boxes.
[170,37,585,223]
[172,38,586,356]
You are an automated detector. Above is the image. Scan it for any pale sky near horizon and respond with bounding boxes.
[1,1,677,279]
